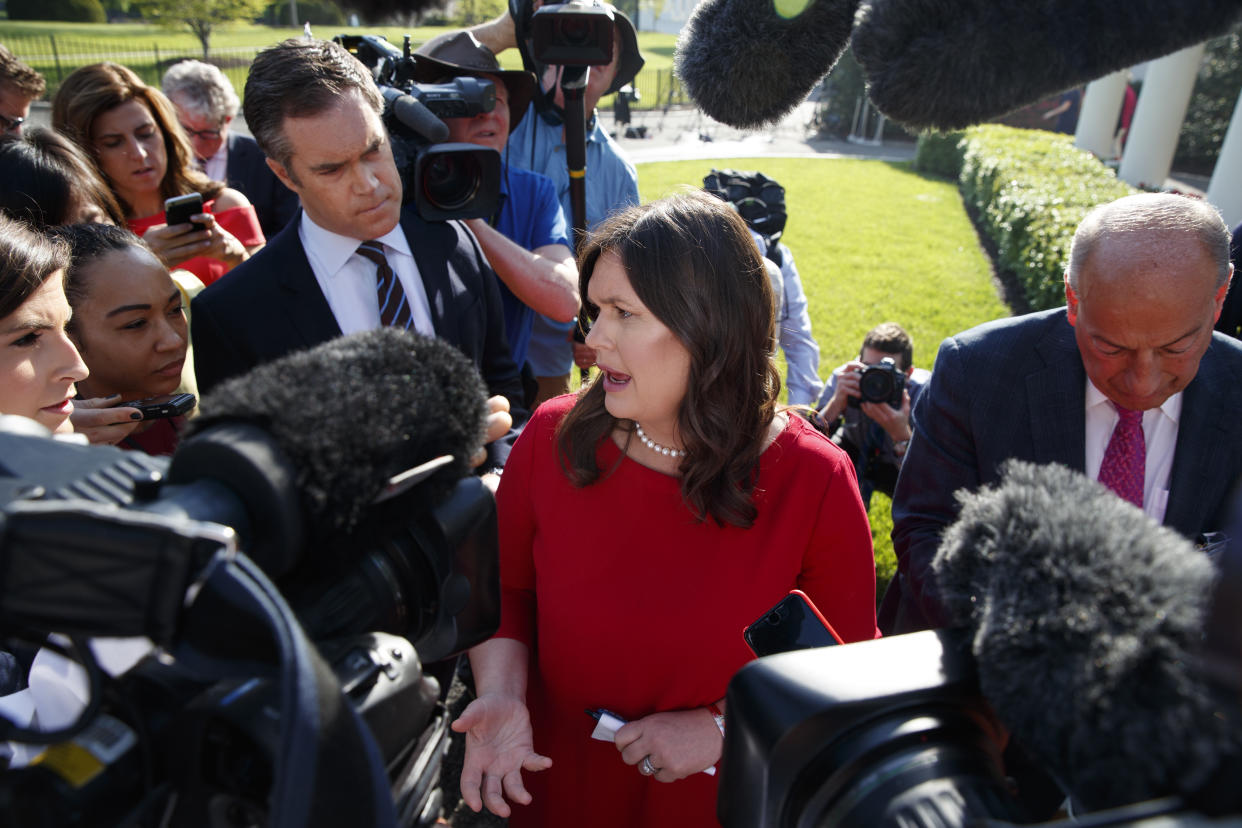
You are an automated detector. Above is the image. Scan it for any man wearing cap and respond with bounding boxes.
[471,1,644,404]
[413,32,579,392]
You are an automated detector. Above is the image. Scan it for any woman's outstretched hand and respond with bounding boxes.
[452,692,552,817]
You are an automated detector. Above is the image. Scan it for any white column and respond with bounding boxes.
[1076,70,1129,159]
[1119,43,1206,189]
[1206,86,1242,229]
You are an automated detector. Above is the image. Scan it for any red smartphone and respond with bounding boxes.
[743,589,844,657]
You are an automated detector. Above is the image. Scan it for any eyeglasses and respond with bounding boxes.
[179,123,223,141]
[0,113,25,134]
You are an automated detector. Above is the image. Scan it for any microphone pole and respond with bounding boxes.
[560,65,592,385]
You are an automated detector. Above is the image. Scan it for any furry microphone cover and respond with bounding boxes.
[674,0,860,129]
[931,460,1239,809]
[852,0,1242,131]
[188,327,489,534]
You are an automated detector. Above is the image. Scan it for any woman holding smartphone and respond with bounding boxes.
[55,223,193,455]
[52,62,264,286]
[453,191,879,828]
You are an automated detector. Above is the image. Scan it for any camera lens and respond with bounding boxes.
[421,154,481,212]
[556,18,595,47]
[766,612,781,625]
[859,368,895,403]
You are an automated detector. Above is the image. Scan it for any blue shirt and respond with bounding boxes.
[492,164,571,366]
[506,106,640,375]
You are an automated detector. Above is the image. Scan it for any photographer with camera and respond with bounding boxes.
[412,32,579,396]
[812,323,929,507]
[189,38,527,472]
[470,0,644,404]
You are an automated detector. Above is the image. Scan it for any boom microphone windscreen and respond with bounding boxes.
[674,0,859,129]
[184,327,489,535]
[932,460,1239,809]
[852,0,1242,131]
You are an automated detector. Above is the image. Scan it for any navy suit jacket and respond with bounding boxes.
[224,132,300,240]
[886,307,1242,632]
[190,208,529,465]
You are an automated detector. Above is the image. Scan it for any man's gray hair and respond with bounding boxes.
[161,60,240,124]
[242,38,383,171]
[1068,193,1232,293]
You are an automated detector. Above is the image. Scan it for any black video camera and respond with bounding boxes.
[335,34,502,222]
[531,0,615,66]
[0,410,499,827]
[850,356,906,408]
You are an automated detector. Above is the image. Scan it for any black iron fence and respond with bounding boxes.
[4,32,691,112]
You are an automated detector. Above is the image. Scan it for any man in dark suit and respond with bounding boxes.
[884,192,1242,634]
[190,38,527,468]
[162,60,300,239]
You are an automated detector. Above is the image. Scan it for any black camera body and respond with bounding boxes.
[0,408,499,827]
[851,356,906,407]
[531,0,615,66]
[334,34,502,222]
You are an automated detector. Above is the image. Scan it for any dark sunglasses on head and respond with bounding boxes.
[0,113,25,134]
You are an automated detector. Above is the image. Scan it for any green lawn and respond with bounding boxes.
[638,157,1008,598]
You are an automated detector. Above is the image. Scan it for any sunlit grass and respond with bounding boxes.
[637,157,1008,598]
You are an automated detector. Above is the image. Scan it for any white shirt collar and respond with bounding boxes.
[1085,379,1183,425]
[299,211,413,276]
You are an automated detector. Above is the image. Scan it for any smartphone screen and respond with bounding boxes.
[744,589,843,658]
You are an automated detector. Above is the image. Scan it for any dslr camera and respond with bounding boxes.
[851,357,906,407]
[531,0,616,66]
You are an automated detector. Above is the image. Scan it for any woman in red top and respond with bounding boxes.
[453,191,879,827]
[52,63,264,286]
[57,223,192,456]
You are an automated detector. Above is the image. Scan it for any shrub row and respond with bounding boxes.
[917,125,1135,310]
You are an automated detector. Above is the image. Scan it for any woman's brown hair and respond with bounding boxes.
[557,189,781,528]
[51,62,222,217]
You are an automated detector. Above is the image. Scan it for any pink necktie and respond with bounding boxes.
[1098,404,1145,507]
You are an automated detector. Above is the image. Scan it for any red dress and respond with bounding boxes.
[128,199,264,286]
[495,395,879,828]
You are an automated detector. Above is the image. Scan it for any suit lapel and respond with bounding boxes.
[1166,342,1236,536]
[1026,311,1087,469]
[403,211,454,338]
[271,218,342,347]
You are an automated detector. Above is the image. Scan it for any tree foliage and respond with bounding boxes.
[1175,21,1242,174]
[8,0,106,22]
[136,0,268,58]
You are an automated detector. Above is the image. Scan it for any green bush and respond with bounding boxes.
[912,131,965,179]
[1175,22,1242,175]
[8,0,106,22]
[959,124,1135,309]
[264,0,343,26]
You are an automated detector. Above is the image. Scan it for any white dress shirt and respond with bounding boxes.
[1084,380,1181,523]
[298,212,434,337]
[201,143,227,184]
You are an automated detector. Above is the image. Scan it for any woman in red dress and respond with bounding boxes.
[453,191,879,827]
[52,62,264,286]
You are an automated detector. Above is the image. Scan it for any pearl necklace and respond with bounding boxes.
[634,422,686,458]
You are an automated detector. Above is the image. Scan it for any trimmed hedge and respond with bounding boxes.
[958,125,1135,309]
[912,131,965,179]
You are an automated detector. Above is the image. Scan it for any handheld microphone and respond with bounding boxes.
[382,87,450,144]
[852,0,1242,131]
[932,460,1240,809]
[673,0,859,129]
